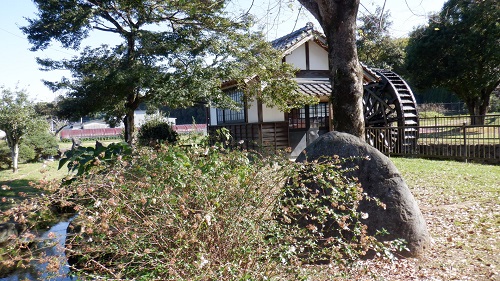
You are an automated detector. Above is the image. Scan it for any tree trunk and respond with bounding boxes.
[124,109,135,145]
[10,143,19,173]
[325,19,364,139]
[298,0,365,139]
[478,88,490,124]
[466,101,482,125]
[465,89,491,125]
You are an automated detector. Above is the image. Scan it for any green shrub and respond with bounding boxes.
[137,116,178,146]
[3,146,398,280]
[0,141,11,169]
[58,141,132,178]
[19,133,58,163]
[0,119,58,166]
[19,119,59,163]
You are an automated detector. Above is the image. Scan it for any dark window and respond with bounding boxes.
[288,102,329,129]
[309,103,328,128]
[288,107,307,129]
[217,89,245,124]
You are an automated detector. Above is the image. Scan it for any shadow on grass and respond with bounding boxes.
[1,179,41,211]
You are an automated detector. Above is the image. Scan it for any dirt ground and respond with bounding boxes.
[303,159,499,280]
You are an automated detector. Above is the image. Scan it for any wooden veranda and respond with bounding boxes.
[208,122,289,151]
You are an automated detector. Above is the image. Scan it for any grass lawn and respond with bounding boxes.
[1,138,123,211]
[0,160,68,211]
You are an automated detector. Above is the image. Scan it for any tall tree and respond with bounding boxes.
[357,7,407,73]
[297,0,365,138]
[22,0,307,144]
[406,0,500,125]
[0,87,37,173]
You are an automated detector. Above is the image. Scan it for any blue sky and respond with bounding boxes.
[0,0,446,102]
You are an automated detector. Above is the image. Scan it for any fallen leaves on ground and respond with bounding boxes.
[303,167,499,280]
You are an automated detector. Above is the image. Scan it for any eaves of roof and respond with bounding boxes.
[272,23,380,83]
[295,78,331,97]
[271,22,327,55]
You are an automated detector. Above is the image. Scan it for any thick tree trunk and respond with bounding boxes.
[325,17,364,139]
[298,0,365,139]
[466,101,482,125]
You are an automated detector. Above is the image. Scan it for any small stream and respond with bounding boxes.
[1,220,77,281]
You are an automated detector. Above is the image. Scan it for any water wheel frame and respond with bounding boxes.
[363,69,419,153]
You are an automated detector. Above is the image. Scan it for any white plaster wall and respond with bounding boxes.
[82,122,108,129]
[286,44,306,70]
[309,42,329,70]
[209,108,218,125]
[133,110,147,127]
[247,99,259,123]
[134,110,176,127]
[262,104,285,122]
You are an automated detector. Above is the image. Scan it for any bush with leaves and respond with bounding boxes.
[1,143,403,280]
[0,141,12,169]
[18,119,59,163]
[137,115,178,146]
[0,118,58,165]
[272,156,405,265]
[58,141,132,179]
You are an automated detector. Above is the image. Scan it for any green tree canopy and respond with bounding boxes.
[405,0,500,124]
[22,0,310,144]
[356,7,407,72]
[0,87,37,173]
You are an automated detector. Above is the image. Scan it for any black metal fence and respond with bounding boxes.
[366,116,500,163]
[419,114,500,127]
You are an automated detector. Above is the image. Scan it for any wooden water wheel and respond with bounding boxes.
[363,69,419,153]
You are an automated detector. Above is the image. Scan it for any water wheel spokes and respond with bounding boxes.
[363,69,419,153]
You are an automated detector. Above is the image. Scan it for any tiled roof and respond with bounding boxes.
[271,22,314,50]
[271,22,326,54]
[360,62,380,82]
[295,78,331,97]
[272,23,379,83]
[298,83,331,97]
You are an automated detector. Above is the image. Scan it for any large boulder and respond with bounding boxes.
[295,131,430,257]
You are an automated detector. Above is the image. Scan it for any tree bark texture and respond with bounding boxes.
[124,108,136,145]
[10,144,19,174]
[5,134,19,173]
[298,0,365,139]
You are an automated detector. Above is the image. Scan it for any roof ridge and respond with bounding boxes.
[271,22,320,51]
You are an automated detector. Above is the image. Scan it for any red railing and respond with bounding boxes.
[60,124,207,139]
[60,128,123,139]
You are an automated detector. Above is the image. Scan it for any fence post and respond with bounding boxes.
[462,122,468,162]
